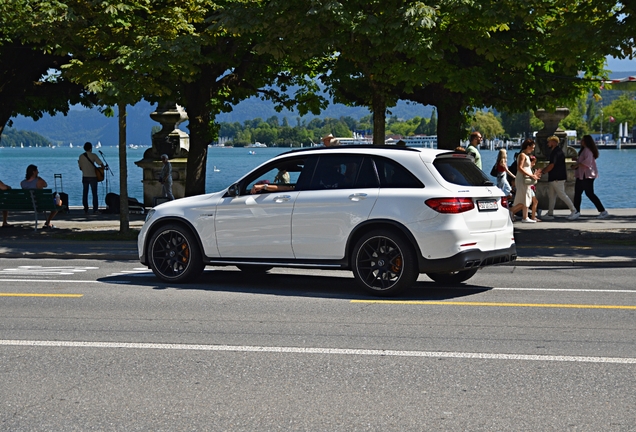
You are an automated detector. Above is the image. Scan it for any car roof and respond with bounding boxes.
[278,145,453,162]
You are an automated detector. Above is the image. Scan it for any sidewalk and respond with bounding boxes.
[0,207,635,265]
[511,208,636,266]
[0,207,145,260]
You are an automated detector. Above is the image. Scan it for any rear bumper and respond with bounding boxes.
[417,244,517,274]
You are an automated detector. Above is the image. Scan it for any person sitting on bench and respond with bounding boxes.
[20,165,60,229]
[0,179,10,227]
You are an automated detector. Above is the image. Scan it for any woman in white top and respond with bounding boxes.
[509,139,541,223]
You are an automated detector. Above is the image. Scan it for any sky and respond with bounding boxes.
[606,56,636,73]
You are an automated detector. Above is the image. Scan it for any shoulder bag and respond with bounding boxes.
[490,163,498,177]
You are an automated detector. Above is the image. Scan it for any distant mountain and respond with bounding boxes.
[10,99,433,146]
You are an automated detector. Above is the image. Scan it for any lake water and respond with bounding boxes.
[0,145,631,210]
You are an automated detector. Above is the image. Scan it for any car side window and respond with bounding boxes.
[354,157,380,188]
[307,154,369,190]
[373,157,423,188]
[241,157,307,195]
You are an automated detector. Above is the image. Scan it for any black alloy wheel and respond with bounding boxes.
[148,224,204,283]
[352,229,418,296]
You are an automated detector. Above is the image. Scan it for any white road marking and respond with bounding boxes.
[0,266,99,276]
[1,339,634,364]
[0,279,102,283]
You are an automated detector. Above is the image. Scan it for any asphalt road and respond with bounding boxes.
[1,258,636,430]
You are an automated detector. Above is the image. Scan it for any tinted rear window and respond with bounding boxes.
[373,157,423,188]
[433,156,493,186]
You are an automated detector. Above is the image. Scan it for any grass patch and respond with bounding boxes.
[59,229,140,241]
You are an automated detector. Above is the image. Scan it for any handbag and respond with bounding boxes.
[523,175,537,186]
[490,163,498,177]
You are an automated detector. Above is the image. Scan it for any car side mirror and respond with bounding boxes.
[227,183,240,197]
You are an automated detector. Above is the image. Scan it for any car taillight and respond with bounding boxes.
[425,197,475,214]
[501,196,509,208]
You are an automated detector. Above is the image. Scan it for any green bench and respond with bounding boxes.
[0,189,64,230]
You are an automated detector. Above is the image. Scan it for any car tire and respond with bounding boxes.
[148,224,205,283]
[426,268,478,285]
[236,265,273,274]
[352,229,418,296]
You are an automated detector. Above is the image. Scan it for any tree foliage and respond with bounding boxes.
[471,111,504,140]
[0,1,92,138]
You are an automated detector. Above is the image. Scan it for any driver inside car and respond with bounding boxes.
[250,180,294,194]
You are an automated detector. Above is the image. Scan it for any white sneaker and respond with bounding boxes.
[567,211,580,220]
[542,214,555,220]
[598,211,609,219]
[521,218,536,223]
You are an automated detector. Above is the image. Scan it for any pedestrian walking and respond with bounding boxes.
[541,135,579,220]
[494,148,515,197]
[466,131,483,169]
[572,135,608,219]
[78,142,105,214]
[160,154,174,201]
[509,139,541,223]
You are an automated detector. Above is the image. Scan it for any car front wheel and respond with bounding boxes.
[352,230,418,296]
[426,268,478,285]
[148,224,204,283]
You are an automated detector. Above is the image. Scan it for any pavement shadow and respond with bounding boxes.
[98,268,494,301]
[514,224,636,261]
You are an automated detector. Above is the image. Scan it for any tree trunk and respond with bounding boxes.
[372,93,386,146]
[435,94,466,150]
[402,84,468,150]
[184,80,211,197]
[118,102,129,233]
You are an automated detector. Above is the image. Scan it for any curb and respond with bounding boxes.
[513,257,636,267]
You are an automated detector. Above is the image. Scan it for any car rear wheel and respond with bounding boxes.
[426,268,478,285]
[148,224,204,283]
[352,230,418,296]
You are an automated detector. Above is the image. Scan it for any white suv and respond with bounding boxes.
[138,146,516,296]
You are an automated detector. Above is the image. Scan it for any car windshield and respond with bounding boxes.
[433,154,494,186]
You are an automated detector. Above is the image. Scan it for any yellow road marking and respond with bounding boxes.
[0,293,83,298]
[351,300,636,309]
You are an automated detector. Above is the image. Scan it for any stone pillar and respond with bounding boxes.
[135,103,189,207]
[533,108,577,210]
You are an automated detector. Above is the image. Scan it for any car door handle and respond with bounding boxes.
[349,193,368,202]
[273,195,291,203]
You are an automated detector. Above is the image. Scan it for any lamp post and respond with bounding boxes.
[599,98,603,145]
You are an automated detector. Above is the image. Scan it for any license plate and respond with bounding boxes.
[477,199,498,211]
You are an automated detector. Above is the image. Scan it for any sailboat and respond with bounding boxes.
[69,142,73,148]
[213,166,220,172]
[95,141,102,149]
